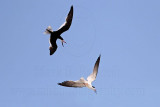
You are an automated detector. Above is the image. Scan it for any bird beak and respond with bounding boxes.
[61,40,67,47]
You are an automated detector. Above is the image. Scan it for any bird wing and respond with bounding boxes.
[57,5,73,34]
[58,80,85,88]
[87,55,101,83]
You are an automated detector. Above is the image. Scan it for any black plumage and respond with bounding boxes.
[58,81,85,88]
[44,6,73,55]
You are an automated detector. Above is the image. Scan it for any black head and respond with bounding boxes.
[92,86,95,88]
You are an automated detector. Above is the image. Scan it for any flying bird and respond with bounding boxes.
[44,5,73,55]
[58,55,101,93]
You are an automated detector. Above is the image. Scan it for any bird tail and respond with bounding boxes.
[49,46,57,55]
[44,26,53,34]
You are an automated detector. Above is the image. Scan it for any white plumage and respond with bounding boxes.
[58,55,101,93]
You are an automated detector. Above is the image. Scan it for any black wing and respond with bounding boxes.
[57,5,73,34]
[58,80,85,88]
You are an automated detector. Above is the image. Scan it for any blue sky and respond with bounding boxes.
[0,0,160,107]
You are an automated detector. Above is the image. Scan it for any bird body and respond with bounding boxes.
[58,55,101,93]
[49,31,61,46]
[44,6,73,55]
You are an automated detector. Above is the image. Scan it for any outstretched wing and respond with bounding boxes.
[57,5,73,34]
[58,80,85,88]
[87,55,101,83]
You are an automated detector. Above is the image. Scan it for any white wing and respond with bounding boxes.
[87,55,101,83]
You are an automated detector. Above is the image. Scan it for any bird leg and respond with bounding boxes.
[61,40,67,47]
[94,89,97,94]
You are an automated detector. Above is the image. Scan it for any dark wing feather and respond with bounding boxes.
[58,80,85,88]
[57,5,73,34]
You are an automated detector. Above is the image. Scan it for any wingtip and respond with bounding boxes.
[58,83,62,85]
[71,5,73,10]
[97,54,101,62]
[98,54,101,59]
